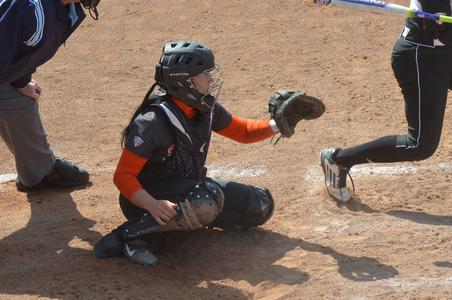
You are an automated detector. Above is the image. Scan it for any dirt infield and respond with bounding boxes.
[1,0,452,299]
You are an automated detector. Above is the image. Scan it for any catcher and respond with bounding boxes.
[94,40,325,266]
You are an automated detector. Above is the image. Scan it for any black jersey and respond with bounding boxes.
[124,95,232,184]
[403,0,452,47]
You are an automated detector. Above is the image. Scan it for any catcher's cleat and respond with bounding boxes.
[320,148,352,202]
[123,240,158,267]
[16,158,89,192]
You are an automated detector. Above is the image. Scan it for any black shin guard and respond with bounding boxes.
[244,188,275,226]
[209,184,275,228]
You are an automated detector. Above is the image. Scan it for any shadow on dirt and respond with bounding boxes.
[0,190,103,298]
[385,210,452,226]
[297,238,398,282]
[118,227,398,284]
[335,196,380,213]
[337,197,452,227]
[0,190,398,299]
[434,261,452,269]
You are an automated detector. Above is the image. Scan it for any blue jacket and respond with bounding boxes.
[0,0,85,88]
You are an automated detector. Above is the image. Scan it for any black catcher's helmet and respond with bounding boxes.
[154,40,223,113]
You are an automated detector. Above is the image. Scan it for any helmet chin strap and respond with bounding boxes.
[199,95,216,112]
[196,76,223,112]
[80,0,100,20]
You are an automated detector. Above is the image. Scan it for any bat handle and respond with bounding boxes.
[438,15,452,23]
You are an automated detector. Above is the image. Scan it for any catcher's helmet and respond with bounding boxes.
[154,40,223,113]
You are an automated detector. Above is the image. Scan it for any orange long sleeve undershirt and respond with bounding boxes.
[216,115,274,143]
[114,99,275,199]
[113,149,147,200]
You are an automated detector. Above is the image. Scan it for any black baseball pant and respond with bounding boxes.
[335,38,452,168]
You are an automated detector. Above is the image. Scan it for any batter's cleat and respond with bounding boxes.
[320,148,352,202]
[16,158,89,192]
[123,240,158,267]
[94,230,124,258]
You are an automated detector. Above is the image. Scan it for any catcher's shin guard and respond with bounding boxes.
[244,188,275,226]
[209,185,275,228]
[122,180,225,240]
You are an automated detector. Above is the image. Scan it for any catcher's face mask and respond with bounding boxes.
[189,65,223,108]
[80,0,101,20]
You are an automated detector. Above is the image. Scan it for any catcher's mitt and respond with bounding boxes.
[268,90,325,140]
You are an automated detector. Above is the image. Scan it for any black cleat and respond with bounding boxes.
[16,158,89,192]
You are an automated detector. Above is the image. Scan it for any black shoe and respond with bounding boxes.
[16,158,89,192]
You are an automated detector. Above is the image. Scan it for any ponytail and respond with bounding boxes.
[120,83,158,148]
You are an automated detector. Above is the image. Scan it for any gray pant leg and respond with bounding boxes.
[0,84,55,186]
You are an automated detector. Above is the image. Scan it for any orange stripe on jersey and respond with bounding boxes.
[113,149,148,200]
[216,115,274,143]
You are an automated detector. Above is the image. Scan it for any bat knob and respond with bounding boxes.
[314,0,331,4]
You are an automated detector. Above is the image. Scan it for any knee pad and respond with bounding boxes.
[122,180,225,240]
[244,187,275,226]
[179,180,225,229]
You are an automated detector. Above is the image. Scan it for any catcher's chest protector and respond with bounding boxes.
[152,101,213,180]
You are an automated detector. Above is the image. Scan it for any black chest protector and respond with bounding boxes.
[138,98,213,183]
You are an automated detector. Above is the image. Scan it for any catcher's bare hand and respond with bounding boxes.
[268,90,325,139]
[148,199,178,226]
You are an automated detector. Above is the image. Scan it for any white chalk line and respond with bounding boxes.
[2,162,451,186]
[206,164,268,178]
[0,173,16,184]
[305,162,452,185]
[370,276,452,292]
[0,164,268,186]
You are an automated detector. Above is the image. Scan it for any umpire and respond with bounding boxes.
[321,0,452,202]
[0,0,100,192]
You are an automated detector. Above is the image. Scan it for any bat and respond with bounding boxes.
[315,0,452,24]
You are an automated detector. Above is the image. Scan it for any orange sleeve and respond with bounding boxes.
[113,149,148,200]
[216,115,275,143]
